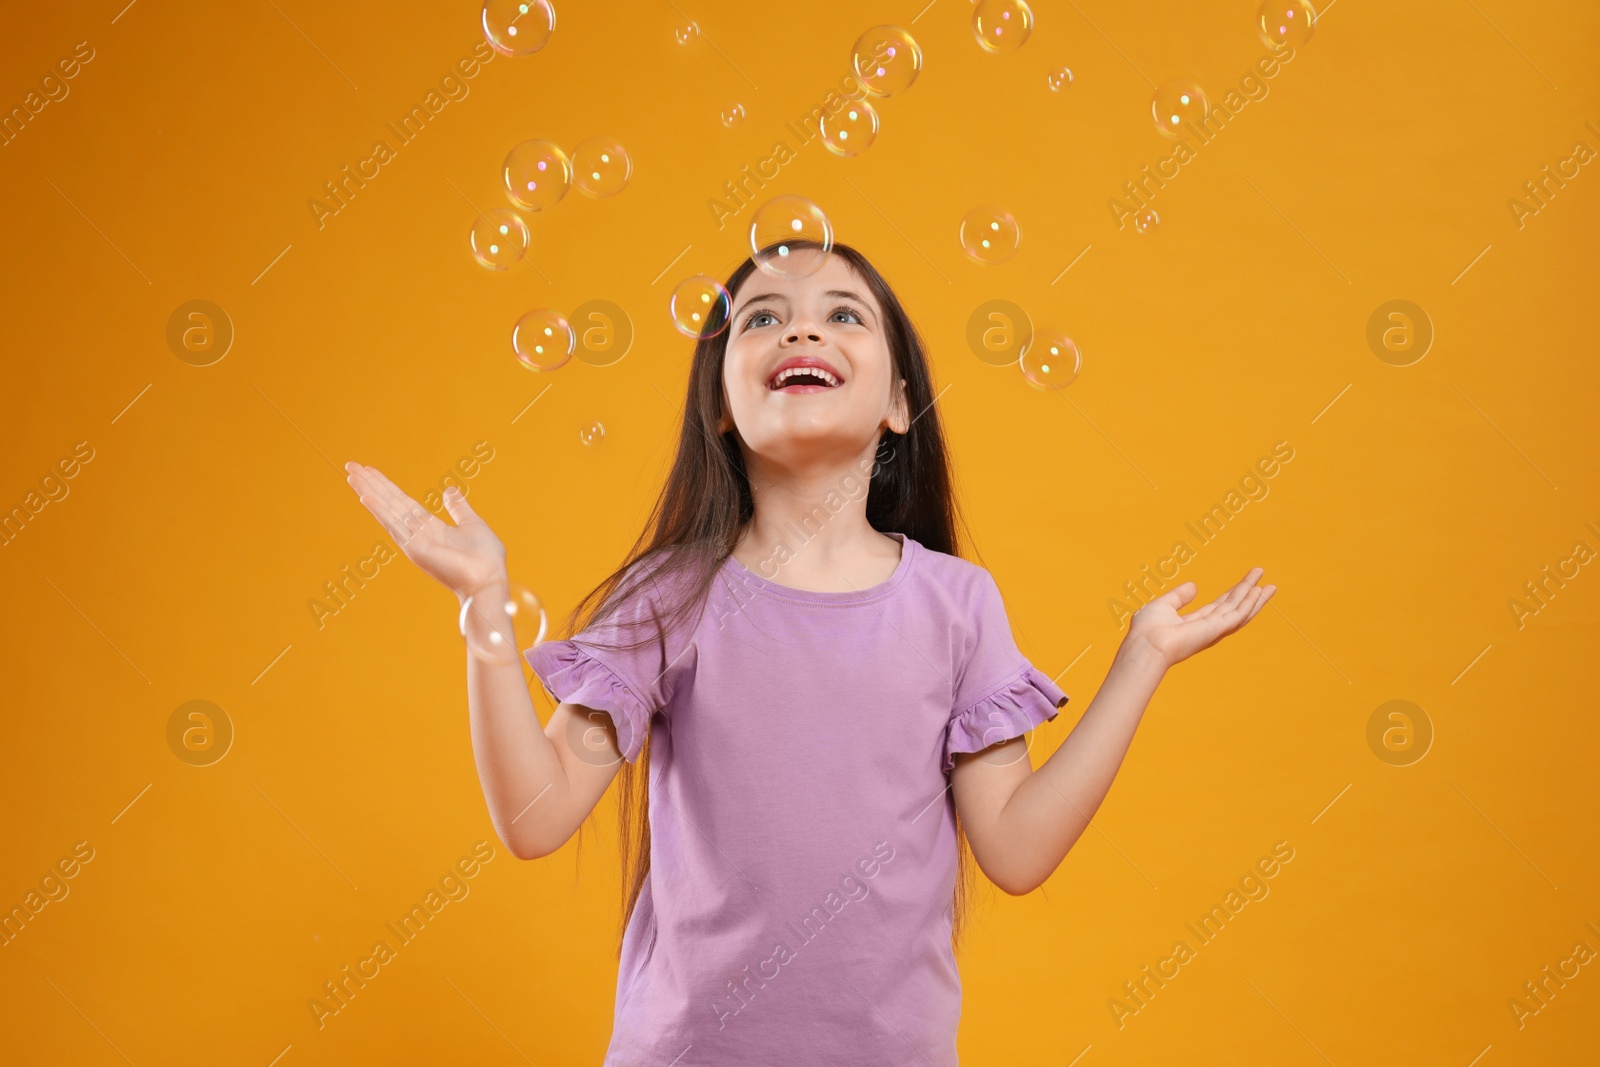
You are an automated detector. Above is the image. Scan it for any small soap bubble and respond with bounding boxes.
[959,205,1021,265]
[675,20,699,45]
[820,97,879,156]
[972,0,1033,55]
[721,103,746,127]
[670,276,733,339]
[460,581,549,665]
[851,26,923,96]
[1256,0,1316,49]
[580,421,605,445]
[572,137,632,197]
[1133,208,1160,234]
[1020,331,1081,389]
[469,209,530,270]
[749,196,834,277]
[1047,67,1073,92]
[1152,78,1208,137]
[502,139,572,212]
[481,0,556,57]
[512,309,574,371]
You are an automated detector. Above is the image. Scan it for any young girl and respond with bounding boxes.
[344,241,1274,1064]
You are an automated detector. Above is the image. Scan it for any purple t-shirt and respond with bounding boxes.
[525,532,1069,1065]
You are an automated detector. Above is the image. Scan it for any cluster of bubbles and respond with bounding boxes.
[670,195,837,340]
[467,138,633,272]
[1138,2,1318,232]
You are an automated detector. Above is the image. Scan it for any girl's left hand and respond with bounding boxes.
[1123,568,1276,671]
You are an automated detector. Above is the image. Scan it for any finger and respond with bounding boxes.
[441,484,479,526]
[1243,584,1276,622]
[1146,581,1197,613]
[357,466,436,544]
[1212,567,1265,613]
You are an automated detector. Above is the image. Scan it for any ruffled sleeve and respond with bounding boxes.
[943,662,1069,772]
[525,640,655,764]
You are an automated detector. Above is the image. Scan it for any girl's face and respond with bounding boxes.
[718,250,909,468]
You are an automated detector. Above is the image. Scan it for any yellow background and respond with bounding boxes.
[2,0,1597,1063]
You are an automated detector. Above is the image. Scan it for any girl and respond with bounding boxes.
[344,241,1274,1064]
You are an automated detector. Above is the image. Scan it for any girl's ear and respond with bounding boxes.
[886,377,911,435]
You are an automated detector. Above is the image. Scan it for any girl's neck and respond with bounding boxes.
[731,445,902,592]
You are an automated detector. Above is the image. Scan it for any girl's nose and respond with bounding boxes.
[783,327,823,345]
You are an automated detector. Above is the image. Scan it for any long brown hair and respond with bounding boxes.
[558,241,986,956]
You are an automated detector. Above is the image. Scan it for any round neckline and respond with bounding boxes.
[721,531,918,605]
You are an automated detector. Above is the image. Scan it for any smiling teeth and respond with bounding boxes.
[771,366,840,387]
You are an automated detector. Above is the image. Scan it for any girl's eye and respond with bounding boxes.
[830,307,863,324]
[745,310,778,329]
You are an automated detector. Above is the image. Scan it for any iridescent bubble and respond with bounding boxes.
[958,205,1020,265]
[972,0,1033,55]
[721,103,746,127]
[502,139,571,212]
[670,276,732,339]
[481,0,556,57]
[1020,331,1081,389]
[469,209,530,270]
[572,137,632,197]
[820,97,879,156]
[460,581,549,664]
[851,26,923,96]
[1152,78,1208,138]
[1133,208,1160,234]
[749,196,834,277]
[1256,0,1316,49]
[1047,67,1073,92]
[512,309,574,371]
[580,422,605,446]
[675,20,699,45]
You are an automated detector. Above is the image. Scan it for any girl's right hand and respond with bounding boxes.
[344,461,508,601]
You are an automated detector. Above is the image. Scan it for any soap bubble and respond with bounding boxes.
[670,276,732,339]
[959,205,1020,265]
[1020,331,1081,389]
[481,0,556,56]
[820,97,879,156]
[1152,78,1208,137]
[1047,67,1073,92]
[1256,0,1316,49]
[469,209,530,270]
[503,139,571,212]
[573,137,631,197]
[1133,208,1160,234]
[512,309,574,371]
[851,26,923,96]
[721,103,746,127]
[749,196,834,277]
[580,422,605,445]
[972,0,1033,54]
[675,20,699,44]
[460,581,549,664]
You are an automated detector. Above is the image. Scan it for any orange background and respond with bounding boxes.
[2,0,1598,1063]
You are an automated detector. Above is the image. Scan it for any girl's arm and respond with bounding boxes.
[951,569,1275,896]
[344,462,625,861]
[458,573,629,860]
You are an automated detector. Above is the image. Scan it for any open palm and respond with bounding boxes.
[1126,568,1276,670]
[343,461,506,601]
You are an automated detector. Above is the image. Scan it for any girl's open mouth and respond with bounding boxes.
[767,363,844,392]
